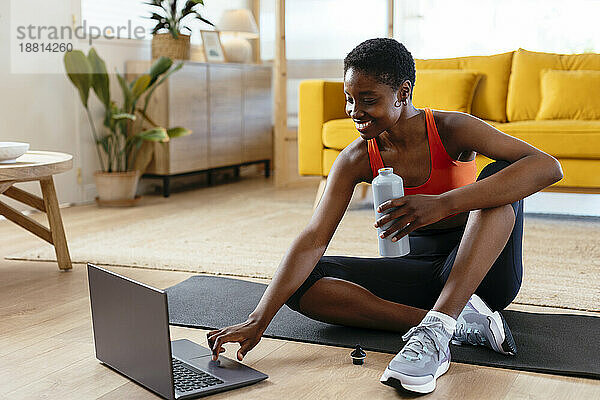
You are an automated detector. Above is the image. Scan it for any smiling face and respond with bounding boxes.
[344,67,407,139]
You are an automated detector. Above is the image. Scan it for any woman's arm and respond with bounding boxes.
[250,147,362,326]
[247,230,327,328]
[208,144,364,360]
[441,112,563,214]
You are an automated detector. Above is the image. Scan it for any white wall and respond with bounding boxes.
[0,0,80,210]
[0,0,151,209]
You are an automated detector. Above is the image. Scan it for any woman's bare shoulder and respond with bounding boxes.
[431,110,478,161]
[433,109,494,135]
[341,138,373,184]
[432,109,473,131]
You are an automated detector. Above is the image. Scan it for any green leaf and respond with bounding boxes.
[148,12,166,21]
[143,62,183,110]
[170,0,177,19]
[151,21,169,35]
[182,0,206,18]
[135,107,159,127]
[117,73,132,112]
[182,0,203,16]
[64,50,93,107]
[136,127,169,142]
[149,56,173,85]
[87,48,110,108]
[103,101,115,128]
[193,12,214,26]
[167,127,192,138]
[97,135,111,155]
[131,74,151,100]
[112,113,136,121]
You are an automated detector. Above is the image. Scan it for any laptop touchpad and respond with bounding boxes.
[189,355,247,380]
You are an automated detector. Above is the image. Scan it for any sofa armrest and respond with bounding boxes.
[298,80,347,176]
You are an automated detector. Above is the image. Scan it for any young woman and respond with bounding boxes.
[207,38,563,394]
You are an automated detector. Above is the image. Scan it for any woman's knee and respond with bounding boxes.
[475,159,522,219]
[477,160,511,181]
[471,203,516,231]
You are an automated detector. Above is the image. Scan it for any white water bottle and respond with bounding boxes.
[372,167,410,257]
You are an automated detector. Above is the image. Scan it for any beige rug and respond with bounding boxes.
[7,179,600,312]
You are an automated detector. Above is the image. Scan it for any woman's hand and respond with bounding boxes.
[374,194,449,240]
[206,318,265,362]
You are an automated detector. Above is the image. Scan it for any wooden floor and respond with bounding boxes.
[1,174,599,400]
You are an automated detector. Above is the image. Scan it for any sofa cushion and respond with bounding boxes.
[322,118,359,150]
[537,70,600,120]
[488,120,600,159]
[412,70,481,113]
[476,154,600,189]
[416,51,513,122]
[506,49,600,122]
[323,117,600,159]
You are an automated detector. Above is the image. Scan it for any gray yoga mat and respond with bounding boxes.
[165,275,600,380]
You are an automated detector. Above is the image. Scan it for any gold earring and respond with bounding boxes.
[402,98,408,106]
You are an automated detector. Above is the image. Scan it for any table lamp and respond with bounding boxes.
[217,9,259,63]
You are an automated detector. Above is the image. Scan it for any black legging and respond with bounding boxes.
[285,160,524,313]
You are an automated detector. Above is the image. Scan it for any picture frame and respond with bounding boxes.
[200,30,227,63]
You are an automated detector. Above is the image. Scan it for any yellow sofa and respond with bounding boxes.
[298,49,600,192]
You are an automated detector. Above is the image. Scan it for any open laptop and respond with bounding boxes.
[87,263,268,399]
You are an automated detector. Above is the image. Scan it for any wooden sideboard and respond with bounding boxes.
[126,61,273,197]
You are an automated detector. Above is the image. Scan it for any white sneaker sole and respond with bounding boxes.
[452,294,516,355]
[379,359,450,394]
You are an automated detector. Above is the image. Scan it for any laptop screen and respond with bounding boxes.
[87,264,175,400]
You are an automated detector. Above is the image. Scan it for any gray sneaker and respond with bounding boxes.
[452,294,517,355]
[380,320,451,394]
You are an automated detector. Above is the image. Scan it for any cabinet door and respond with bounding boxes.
[168,63,209,174]
[243,67,273,163]
[208,65,243,169]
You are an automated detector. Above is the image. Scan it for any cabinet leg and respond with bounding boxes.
[264,160,270,178]
[39,177,72,271]
[163,176,170,198]
[234,166,240,178]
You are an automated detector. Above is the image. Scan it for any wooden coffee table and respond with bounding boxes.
[0,151,73,270]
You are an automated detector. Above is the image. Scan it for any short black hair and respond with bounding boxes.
[344,38,415,97]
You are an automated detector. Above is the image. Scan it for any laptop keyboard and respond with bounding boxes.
[172,358,224,393]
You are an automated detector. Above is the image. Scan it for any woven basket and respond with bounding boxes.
[151,33,191,60]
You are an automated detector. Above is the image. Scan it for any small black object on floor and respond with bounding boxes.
[166,275,600,380]
[351,345,366,365]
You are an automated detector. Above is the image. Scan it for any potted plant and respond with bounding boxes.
[148,0,214,60]
[64,48,191,205]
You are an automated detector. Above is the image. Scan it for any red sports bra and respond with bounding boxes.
[367,108,477,195]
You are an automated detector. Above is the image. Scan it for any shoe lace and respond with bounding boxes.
[399,321,446,361]
[454,323,487,346]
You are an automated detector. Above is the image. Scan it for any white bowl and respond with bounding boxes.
[0,142,29,164]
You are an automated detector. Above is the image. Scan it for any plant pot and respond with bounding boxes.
[152,33,191,60]
[94,170,140,203]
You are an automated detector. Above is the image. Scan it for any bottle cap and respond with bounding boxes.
[378,167,393,175]
[351,344,366,365]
